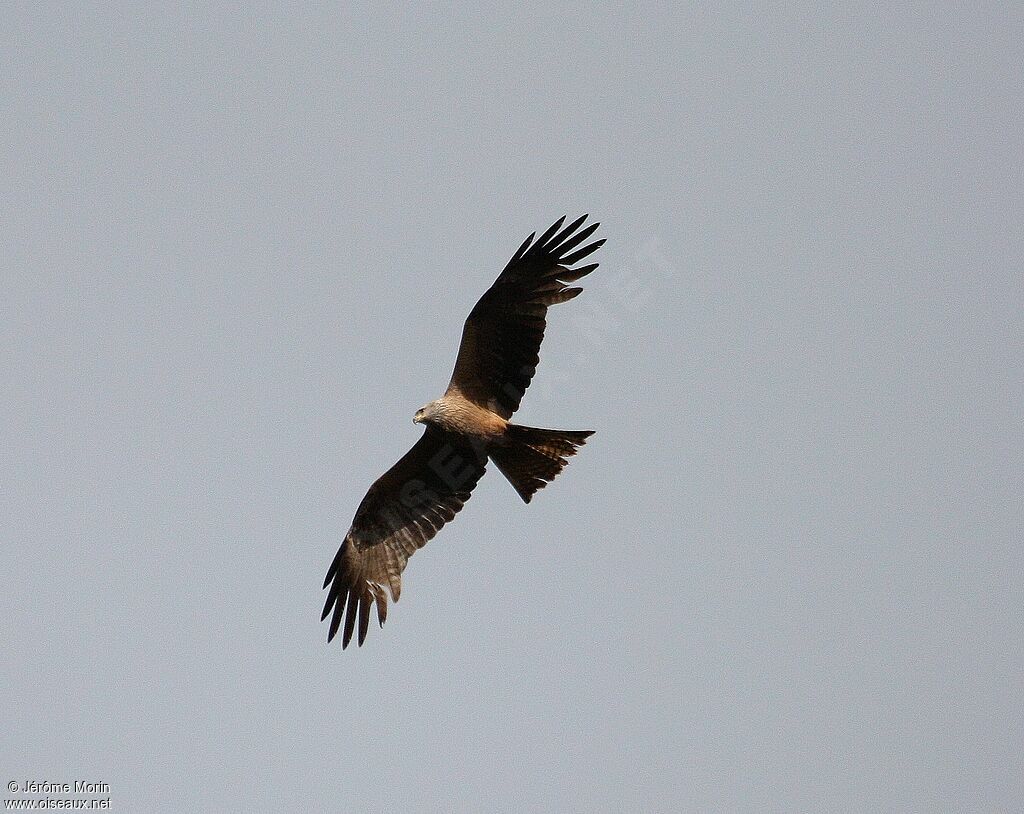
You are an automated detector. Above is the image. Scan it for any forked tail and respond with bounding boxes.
[489,425,594,503]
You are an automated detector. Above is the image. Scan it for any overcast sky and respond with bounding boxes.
[3,4,1022,812]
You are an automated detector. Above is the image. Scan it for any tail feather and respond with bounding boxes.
[490,425,593,503]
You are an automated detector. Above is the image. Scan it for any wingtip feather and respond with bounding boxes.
[548,214,588,251]
[510,231,535,264]
[342,589,359,648]
[536,216,567,248]
[555,221,600,257]
[561,238,605,267]
[328,593,345,643]
[358,594,371,646]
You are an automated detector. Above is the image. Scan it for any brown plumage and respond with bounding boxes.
[322,215,603,647]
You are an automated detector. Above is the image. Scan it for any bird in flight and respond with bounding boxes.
[322,215,605,647]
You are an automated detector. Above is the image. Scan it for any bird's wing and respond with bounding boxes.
[445,215,604,419]
[321,425,487,648]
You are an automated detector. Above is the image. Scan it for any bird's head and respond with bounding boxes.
[413,402,433,424]
[414,399,449,425]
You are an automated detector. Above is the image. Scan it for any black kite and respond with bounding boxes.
[322,215,604,647]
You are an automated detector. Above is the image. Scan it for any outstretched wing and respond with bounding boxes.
[321,426,487,648]
[446,215,604,419]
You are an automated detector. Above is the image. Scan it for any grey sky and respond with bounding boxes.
[2,4,1022,812]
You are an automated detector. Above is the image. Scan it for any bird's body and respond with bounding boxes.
[322,215,605,647]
